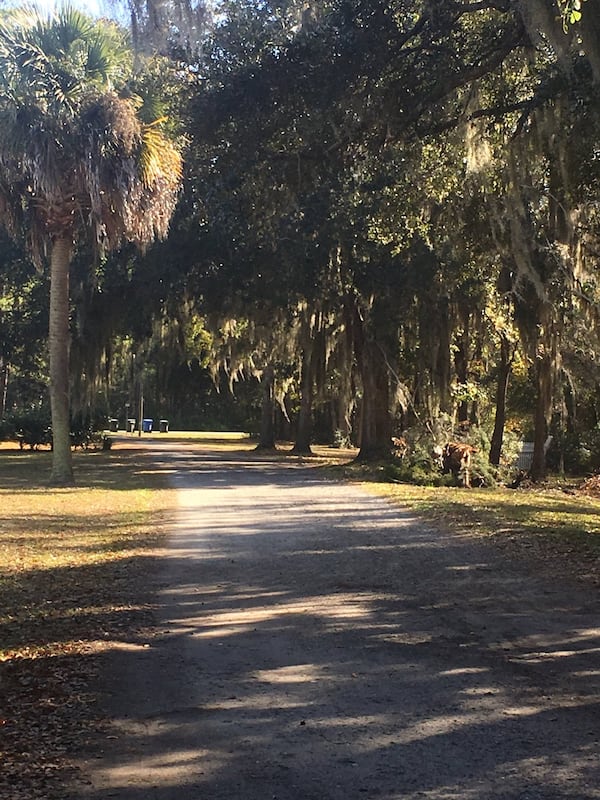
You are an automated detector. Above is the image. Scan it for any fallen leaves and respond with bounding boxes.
[579,474,600,497]
[0,446,176,800]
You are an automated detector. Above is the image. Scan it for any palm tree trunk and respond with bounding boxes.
[49,236,74,485]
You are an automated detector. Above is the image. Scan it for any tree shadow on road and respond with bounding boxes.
[71,458,600,800]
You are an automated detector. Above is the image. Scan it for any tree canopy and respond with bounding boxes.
[4,0,600,483]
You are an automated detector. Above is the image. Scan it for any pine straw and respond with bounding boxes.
[0,445,176,800]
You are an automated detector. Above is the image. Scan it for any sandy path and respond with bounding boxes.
[74,445,600,799]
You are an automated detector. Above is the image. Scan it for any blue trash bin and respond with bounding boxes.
[142,418,153,433]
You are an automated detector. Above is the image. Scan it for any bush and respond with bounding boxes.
[332,428,352,448]
[6,409,111,452]
[0,418,15,441]
[390,419,515,488]
[10,409,52,449]
[389,429,448,486]
[70,426,110,450]
[546,427,600,475]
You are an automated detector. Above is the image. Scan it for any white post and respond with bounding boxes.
[138,375,144,437]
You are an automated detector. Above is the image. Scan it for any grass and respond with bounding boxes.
[0,444,178,658]
[360,479,600,583]
[0,442,178,800]
[114,429,252,440]
[369,481,600,537]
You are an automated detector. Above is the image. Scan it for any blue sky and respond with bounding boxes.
[2,1,105,15]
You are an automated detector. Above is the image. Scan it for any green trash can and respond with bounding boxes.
[159,419,169,433]
[108,418,118,432]
[127,418,136,433]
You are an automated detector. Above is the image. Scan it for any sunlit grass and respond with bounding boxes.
[0,447,177,660]
[367,482,600,553]
[122,429,251,439]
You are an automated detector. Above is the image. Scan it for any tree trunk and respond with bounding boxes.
[353,305,392,462]
[454,320,469,425]
[292,345,313,455]
[427,295,452,416]
[357,346,391,460]
[334,295,357,445]
[49,236,74,485]
[563,371,576,435]
[255,363,277,451]
[530,355,553,482]
[0,358,8,419]
[489,334,513,466]
[335,395,353,445]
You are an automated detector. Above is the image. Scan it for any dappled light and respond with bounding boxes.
[2,441,599,798]
[3,0,600,793]
[62,444,600,800]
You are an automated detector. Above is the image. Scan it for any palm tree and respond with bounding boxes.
[0,5,182,484]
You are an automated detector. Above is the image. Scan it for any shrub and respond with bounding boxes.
[391,419,515,488]
[546,427,600,475]
[11,409,52,449]
[0,418,15,441]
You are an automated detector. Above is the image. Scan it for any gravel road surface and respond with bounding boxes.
[75,444,600,799]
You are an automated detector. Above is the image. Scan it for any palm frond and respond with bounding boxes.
[54,5,96,48]
[85,36,115,81]
[0,5,182,255]
[135,89,166,125]
[139,122,183,188]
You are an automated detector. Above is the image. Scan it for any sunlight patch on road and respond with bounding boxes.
[100,746,222,788]
[177,594,374,639]
[254,663,326,684]
[439,667,489,675]
[513,646,600,663]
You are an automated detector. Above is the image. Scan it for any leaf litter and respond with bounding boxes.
[0,446,175,800]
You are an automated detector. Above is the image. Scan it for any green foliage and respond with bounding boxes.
[387,421,529,488]
[388,429,445,486]
[546,426,600,475]
[10,408,52,449]
[557,0,587,31]
[0,416,14,441]
[5,0,600,473]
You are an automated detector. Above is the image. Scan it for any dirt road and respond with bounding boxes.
[74,444,600,799]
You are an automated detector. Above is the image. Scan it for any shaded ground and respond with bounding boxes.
[0,442,173,800]
[72,442,600,799]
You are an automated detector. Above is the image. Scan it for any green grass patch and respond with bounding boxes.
[365,481,600,568]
